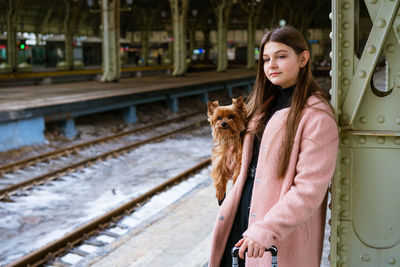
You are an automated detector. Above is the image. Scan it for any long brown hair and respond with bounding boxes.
[246,25,334,178]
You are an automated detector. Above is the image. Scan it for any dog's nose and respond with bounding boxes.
[221,122,227,127]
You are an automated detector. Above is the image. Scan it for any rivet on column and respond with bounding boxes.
[358,70,366,78]
[343,2,351,9]
[341,157,350,164]
[330,32,333,39]
[361,254,371,262]
[377,116,385,123]
[339,226,348,235]
[386,44,395,53]
[340,194,349,201]
[394,137,400,145]
[359,116,367,124]
[338,32,343,39]
[343,59,350,67]
[342,40,351,48]
[342,78,350,85]
[367,45,376,54]
[377,19,386,28]
[377,137,385,144]
[358,136,367,144]
[339,244,348,252]
[341,137,350,145]
[386,257,396,265]
[329,12,333,20]
[369,0,377,4]
[341,177,349,185]
[343,22,351,30]
[396,117,400,125]
[340,210,348,217]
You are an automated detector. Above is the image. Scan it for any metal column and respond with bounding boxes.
[101,0,121,82]
[331,0,400,266]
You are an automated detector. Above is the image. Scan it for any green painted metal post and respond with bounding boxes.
[331,0,400,266]
[6,0,19,72]
[101,0,121,82]
[64,0,74,70]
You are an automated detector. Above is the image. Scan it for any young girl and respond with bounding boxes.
[209,26,339,267]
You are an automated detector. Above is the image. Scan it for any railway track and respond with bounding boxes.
[7,158,211,267]
[0,112,201,176]
[0,114,207,201]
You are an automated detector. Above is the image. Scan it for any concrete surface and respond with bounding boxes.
[87,179,219,267]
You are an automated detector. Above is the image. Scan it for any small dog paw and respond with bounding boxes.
[217,193,226,206]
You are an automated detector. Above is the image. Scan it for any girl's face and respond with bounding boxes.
[263,41,309,89]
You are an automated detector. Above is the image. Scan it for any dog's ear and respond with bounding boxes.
[232,96,247,120]
[207,100,219,116]
[232,96,245,110]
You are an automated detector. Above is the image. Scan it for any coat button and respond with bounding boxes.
[256,178,261,184]
[219,216,224,221]
[261,145,266,150]
[251,213,256,218]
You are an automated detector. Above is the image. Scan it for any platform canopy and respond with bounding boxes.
[0,0,331,36]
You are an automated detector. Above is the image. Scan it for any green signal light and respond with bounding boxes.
[20,44,25,50]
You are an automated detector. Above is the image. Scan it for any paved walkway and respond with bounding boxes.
[82,180,331,267]
[0,68,255,111]
[86,179,219,267]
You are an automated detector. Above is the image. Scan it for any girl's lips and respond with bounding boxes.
[270,72,280,76]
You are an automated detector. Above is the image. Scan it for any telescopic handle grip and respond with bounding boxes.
[231,246,278,267]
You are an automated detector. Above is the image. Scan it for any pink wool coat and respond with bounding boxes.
[209,96,339,267]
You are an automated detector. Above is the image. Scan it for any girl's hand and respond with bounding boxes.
[225,146,236,177]
[235,237,265,259]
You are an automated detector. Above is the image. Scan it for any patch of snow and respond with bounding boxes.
[96,235,115,244]
[61,253,83,264]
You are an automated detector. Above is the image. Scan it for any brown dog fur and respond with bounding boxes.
[207,96,247,203]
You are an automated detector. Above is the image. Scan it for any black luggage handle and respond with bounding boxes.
[231,245,278,267]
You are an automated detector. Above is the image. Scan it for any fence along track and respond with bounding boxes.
[7,158,211,267]
[0,119,207,200]
[0,111,202,175]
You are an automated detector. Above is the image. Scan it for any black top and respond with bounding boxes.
[220,84,295,267]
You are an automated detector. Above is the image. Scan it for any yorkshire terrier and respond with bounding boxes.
[207,96,247,205]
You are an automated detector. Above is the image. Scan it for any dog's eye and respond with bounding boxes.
[217,116,222,120]
[228,114,235,119]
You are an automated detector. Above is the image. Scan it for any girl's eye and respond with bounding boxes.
[228,114,234,119]
[264,58,270,62]
[278,55,286,59]
[217,116,222,120]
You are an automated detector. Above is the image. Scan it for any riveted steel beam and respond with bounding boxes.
[341,0,400,126]
[332,1,400,266]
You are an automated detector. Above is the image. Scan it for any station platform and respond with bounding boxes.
[83,177,218,267]
[79,174,330,267]
[0,67,255,152]
[0,65,173,87]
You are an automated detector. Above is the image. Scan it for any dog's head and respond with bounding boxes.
[207,96,247,138]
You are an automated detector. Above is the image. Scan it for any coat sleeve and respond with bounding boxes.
[242,110,339,248]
